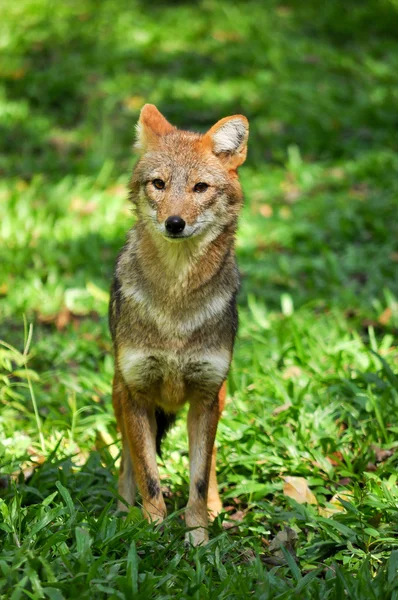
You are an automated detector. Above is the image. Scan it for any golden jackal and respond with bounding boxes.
[109,104,249,545]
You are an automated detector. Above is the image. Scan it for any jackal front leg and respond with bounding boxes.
[122,396,166,523]
[186,396,220,545]
[112,374,136,511]
[207,381,226,520]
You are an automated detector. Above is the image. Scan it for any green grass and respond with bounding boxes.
[1,0,398,597]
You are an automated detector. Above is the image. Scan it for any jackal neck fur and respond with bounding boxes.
[115,219,239,343]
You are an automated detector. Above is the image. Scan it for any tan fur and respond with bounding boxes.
[109,105,248,545]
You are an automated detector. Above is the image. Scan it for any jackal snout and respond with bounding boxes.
[165,215,186,235]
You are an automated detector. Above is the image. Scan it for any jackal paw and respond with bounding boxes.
[185,527,209,547]
[117,498,131,515]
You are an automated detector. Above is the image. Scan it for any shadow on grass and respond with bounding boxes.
[2,0,398,178]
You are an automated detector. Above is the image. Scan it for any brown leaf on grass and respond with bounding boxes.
[38,307,72,330]
[9,68,26,80]
[0,283,8,296]
[349,183,369,200]
[263,527,298,566]
[338,477,352,486]
[38,308,100,331]
[328,167,345,180]
[255,240,289,253]
[276,6,292,17]
[378,307,392,326]
[259,204,273,218]
[106,184,126,198]
[373,445,394,463]
[161,485,173,499]
[55,307,73,330]
[282,365,302,379]
[319,491,354,517]
[7,449,47,486]
[70,196,97,215]
[283,476,317,505]
[366,462,377,472]
[269,527,298,555]
[326,451,343,466]
[303,54,321,64]
[212,30,242,42]
[229,510,246,522]
[390,252,398,263]
[272,402,292,416]
[280,181,301,203]
[222,510,246,530]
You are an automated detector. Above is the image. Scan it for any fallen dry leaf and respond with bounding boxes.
[328,167,345,180]
[378,307,392,326]
[276,6,292,17]
[283,476,317,505]
[37,308,100,331]
[272,402,292,416]
[338,477,352,486]
[70,196,97,215]
[326,451,344,467]
[9,68,26,80]
[259,204,273,218]
[280,178,301,203]
[303,54,321,64]
[263,527,298,566]
[349,183,369,199]
[39,307,72,330]
[55,307,72,330]
[373,445,394,463]
[229,510,246,522]
[282,365,302,379]
[366,462,378,472]
[269,527,298,555]
[319,491,354,517]
[106,184,126,198]
[212,30,242,42]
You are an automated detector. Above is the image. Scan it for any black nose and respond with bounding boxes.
[165,215,186,234]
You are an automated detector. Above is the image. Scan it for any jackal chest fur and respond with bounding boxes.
[118,345,230,411]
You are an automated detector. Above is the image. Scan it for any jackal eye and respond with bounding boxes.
[152,179,165,190]
[193,182,209,193]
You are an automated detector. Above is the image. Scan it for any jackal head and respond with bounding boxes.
[129,104,249,242]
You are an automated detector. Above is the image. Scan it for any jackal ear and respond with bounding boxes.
[205,115,249,168]
[135,104,175,151]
